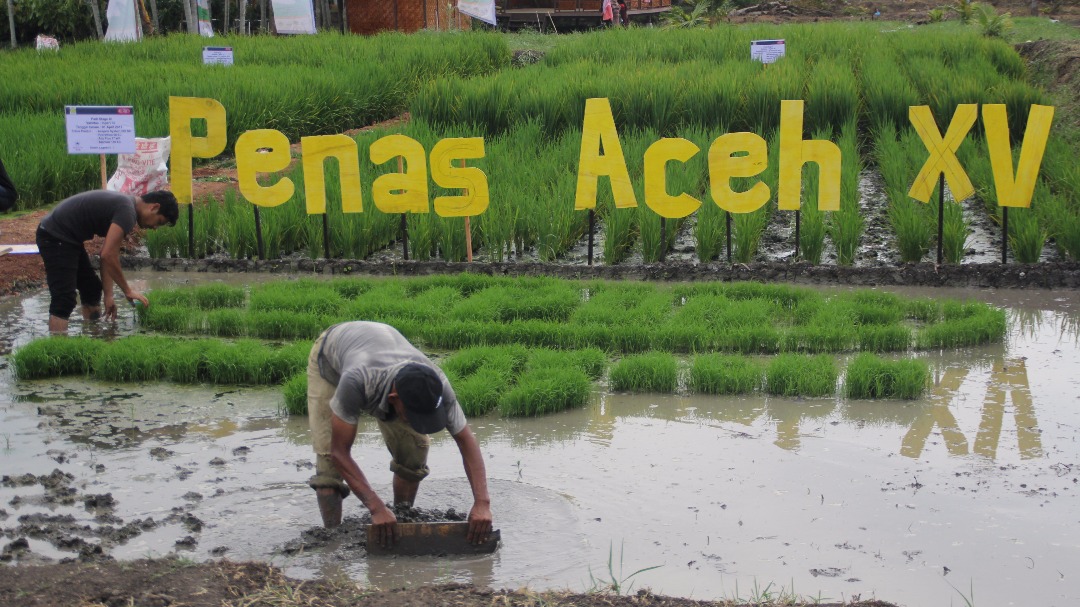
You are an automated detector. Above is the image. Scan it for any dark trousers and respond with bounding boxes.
[35,226,102,319]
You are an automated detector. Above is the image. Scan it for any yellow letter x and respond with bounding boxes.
[908,104,977,204]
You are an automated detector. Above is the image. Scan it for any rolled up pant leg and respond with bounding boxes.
[307,331,347,497]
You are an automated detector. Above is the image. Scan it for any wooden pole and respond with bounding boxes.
[1002,207,1009,264]
[88,0,105,39]
[322,214,331,259]
[937,173,944,265]
[7,0,17,48]
[462,158,472,262]
[659,217,666,262]
[587,209,595,265]
[254,205,266,260]
[726,211,732,263]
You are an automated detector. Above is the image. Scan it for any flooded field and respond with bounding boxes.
[2,273,1079,606]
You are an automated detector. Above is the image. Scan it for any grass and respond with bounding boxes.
[689,354,763,394]
[609,352,679,393]
[765,354,839,397]
[844,353,929,399]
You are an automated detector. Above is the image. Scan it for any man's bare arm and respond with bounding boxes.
[452,425,493,543]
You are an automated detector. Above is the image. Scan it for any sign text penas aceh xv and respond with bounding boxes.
[169,97,1054,220]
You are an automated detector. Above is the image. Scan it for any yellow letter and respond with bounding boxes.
[707,132,770,214]
[983,104,1054,209]
[574,98,638,211]
[370,134,429,214]
[169,97,226,205]
[643,138,701,219]
[236,129,294,207]
[778,100,842,211]
[908,104,977,203]
[301,135,363,214]
[430,138,489,217]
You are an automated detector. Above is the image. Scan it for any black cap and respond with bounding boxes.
[394,363,448,434]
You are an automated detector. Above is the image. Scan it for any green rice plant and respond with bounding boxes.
[527,347,608,379]
[798,150,828,264]
[246,311,327,340]
[164,340,214,384]
[609,352,679,393]
[905,298,941,323]
[916,304,1007,349]
[689,354,763,394]
[92,336,172,382]
[805,58,859,136]
[828,120,864,266]
[942,198,971,264]
[498,367,591,417]
[141,306,202,334]
[328,278,376,300]
[450,368,514,417]
[844,353,929,400]
[249,281,345,315]
[207,309,247,337]
[451,279,581,323]
[1008,207,1046,263]
[442,345,529,379]
[203,340,274,385]
[855,325,914,352]
[765,353,838,397]
[265,341,312,384]
[191,284,246,309]
[282,373,308,415]
[780,324,857,353]
[716,326,783,355]
[11,337,103,379]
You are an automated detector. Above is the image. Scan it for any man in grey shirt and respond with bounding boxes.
[36,189,178,334]
[307,321,493,547]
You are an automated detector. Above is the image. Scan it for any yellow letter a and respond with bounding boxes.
[574,98,638,211]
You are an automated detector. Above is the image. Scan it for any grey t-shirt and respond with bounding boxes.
[39,190,137,246]
[318,321,467,435]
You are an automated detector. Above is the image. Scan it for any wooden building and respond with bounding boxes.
[344,0,473,35]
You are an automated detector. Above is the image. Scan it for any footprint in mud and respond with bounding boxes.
[150,447,174,460]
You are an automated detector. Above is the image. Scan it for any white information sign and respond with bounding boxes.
[271,0,317,35]
[203,47,234,65]
[751,39,786,64]
[64,106,137,155]
[459,0,496,25]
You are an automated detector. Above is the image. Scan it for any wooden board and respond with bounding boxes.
[366,521,500,556]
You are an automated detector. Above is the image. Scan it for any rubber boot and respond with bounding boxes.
[316,488,343,528]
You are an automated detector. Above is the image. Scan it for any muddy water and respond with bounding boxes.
[2,274,1079,606]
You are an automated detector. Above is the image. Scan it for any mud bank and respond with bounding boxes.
[123,256,1080,289]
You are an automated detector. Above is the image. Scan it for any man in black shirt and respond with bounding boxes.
[36,190,179,334]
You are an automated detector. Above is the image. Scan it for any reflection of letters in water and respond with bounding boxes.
[901,359,1041,460]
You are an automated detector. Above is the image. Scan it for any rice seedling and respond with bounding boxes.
[207,309,247,337]
[856,325,914,352]
[941,196,971,264]
[442,345,529,379]
[844,353,929,400]
[246,311,327,340]
[499,367,592,417]
[11,337,103,379]
[141,306,202,334]
[828,120,864,266]
[609,352,679,393]
[916,303,1007,349]
[249,281,345,316]
[282,373,308,415]
[1007,207,1046,263]
[689,354,764,394]
[765,353,838,397]
[92,336,173,382]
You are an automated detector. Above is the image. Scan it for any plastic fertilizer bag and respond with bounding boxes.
[107,137,171,196]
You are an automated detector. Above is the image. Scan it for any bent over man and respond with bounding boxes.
[36,189,178,334]
[307,321,493,546]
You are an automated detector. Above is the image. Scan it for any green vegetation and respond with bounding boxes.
[609,352,680,393]
[765,354,839,397]
[688,354,764,395]
[844,353,930,400]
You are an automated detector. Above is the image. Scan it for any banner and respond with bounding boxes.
[105,0,142,42]
[271,0,317,35]
[458,0,496,26]
[197,0,214,37]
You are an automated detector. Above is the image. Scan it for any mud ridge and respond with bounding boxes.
[122,256,1080,290]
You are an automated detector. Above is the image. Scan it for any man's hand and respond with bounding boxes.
[369,504,399,548]
[103,294,118,322]
[125,291,149,308]
[467,500,493,544]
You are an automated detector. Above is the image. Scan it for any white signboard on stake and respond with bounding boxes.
[751,39,786,64]
[197,0,214,37]
[104,0,142,42]
[459,0,496,25]
[64,106,136,155]
[271,0,317,34]
[203,47,234,65]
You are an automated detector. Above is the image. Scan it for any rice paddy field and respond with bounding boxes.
[2,271,1079,607]
[3,20,1079,266]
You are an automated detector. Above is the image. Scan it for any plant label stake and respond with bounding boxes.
[937,173,945,265]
